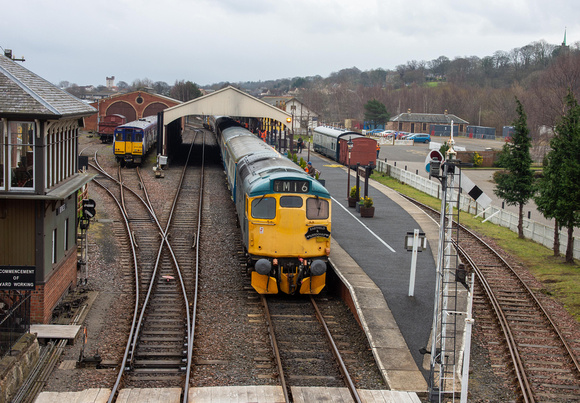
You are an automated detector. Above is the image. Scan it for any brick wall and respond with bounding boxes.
[30,250,76,323]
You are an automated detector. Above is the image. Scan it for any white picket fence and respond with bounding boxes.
[375,160,580,260]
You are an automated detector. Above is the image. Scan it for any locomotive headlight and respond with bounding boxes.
[310,260,326,276]
[255,259,272,275]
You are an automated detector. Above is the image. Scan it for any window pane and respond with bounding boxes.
[64,218,69,251]
[115,131,123,141]
[280,196,303,208]
[251,197,276,219]
[9,122,34,188]
[306,198,329,219]
[52,228,57,264]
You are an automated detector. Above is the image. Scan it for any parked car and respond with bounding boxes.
[379,130,395,137]
[406,133,431,143]
[366,129,383,136]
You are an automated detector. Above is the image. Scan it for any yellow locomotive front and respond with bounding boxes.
[245,178,331,295]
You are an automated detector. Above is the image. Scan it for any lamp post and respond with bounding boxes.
[287,113,293,154]
[347,138,353,199]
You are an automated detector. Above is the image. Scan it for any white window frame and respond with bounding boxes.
[8,121,35,191]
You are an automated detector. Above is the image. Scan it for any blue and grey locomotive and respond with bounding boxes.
[214,117,332,295]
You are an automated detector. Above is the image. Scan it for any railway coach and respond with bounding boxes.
[313,126,377,168]
[214,117,331,295]
[113,115,157,165]
[98,114,126,143]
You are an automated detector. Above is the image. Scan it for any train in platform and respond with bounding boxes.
[113,115,157,166]
[313,126,378,168]
[212,116,331,295]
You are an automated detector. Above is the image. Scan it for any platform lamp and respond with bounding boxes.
[287,115,293,153]
[346,137,353,199]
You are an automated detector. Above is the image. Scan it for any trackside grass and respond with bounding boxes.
[371,173,580,321]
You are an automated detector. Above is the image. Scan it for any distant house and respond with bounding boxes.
[387,110,469,136]
[261,96,319,135]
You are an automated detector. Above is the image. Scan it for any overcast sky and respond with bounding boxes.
[2,0,577,88]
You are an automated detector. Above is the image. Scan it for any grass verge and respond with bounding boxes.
[371,172,580,321]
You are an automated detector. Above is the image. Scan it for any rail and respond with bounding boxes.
[402,193,580,402]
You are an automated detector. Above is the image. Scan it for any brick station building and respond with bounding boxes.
[84,90,181,133]
[0,54,96,323]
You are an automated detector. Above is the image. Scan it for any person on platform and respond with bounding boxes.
[376,142,381,158]
[298,137,304,153]
[306,161,316,177]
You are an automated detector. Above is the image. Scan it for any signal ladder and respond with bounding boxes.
[428,161,463,403]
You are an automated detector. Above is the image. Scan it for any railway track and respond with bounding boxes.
[402,194,580,402]
[261,295,362,403]
[89,129,206,402]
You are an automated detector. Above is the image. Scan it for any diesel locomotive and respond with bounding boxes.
[214,117,331,295]
[113,115,157,165]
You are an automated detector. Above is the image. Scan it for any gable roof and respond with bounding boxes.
[163,86,292,129]
[0,55,96,118]
[390,112,468,125]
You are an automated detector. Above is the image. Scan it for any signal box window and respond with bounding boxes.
[280,196,303,208]
[251,197,276,219]
[8,122,34,189]
[306,198,329,219]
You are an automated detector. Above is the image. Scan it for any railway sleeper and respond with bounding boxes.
[133,359,184,368]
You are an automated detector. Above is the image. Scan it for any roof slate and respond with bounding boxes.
[390,112,468,125]
[0,55,96,118]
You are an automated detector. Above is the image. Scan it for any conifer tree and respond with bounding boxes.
[535,89,580,262]
[363,99,390,129]
[493,98,534,238]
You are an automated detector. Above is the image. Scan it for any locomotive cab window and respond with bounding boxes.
[115,131,123,141]
[251,197,276,219]
[134,131,143,141]
[306,198,329,219]
[279,196,303,208]
[125,129,134,141]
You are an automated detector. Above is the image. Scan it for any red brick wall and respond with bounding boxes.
[30,250,77,323]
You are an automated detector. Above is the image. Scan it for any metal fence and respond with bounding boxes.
[376,160,580,260]
[0,291,31,357]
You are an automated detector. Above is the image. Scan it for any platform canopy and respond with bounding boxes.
[162,85,292,128]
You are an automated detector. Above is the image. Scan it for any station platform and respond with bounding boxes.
[305,151,443,392]
[35,386,421,402]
